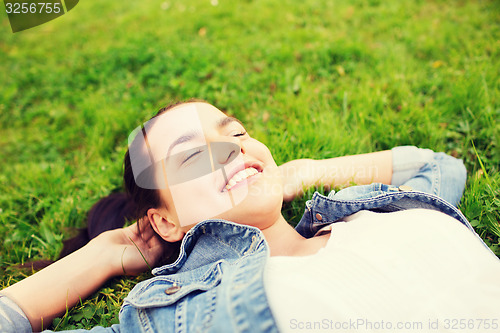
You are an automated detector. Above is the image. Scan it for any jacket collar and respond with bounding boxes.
[152,219,267,276]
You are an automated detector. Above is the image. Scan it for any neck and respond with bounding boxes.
[260,214,306,256]
[260,214,331,257]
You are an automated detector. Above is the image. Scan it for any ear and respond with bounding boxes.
[147,208,184,242]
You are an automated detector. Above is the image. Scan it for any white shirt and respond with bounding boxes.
[264,209,500,332]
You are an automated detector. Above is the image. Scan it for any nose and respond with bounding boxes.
[210,141,243,168]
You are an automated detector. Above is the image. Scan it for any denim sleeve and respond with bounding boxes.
[42,325,121,332]
[0,295,32,333]
[0,295,120,333]
[391,146,467,206]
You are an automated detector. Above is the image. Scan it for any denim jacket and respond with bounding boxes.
[1,146,490,333]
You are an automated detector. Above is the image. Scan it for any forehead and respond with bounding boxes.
[148,103,226,140]
[145,103,225,151]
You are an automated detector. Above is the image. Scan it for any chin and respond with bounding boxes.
[218,187,283,229]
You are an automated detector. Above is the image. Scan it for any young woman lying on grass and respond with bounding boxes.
[1,101,499,333]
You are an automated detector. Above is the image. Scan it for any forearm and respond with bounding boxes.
[312,150,393,188]
[1,238,117,332]
[280,150,393,201]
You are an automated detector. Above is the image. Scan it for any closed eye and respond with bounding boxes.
[233,131,247,137]
[181,149,202,165]
[223,150,235,164]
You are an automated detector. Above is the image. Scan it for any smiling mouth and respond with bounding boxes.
[223,167,260,192]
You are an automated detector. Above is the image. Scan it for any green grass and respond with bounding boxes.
[1,0,499,330]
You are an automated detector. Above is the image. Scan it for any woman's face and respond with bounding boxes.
[136,102,284,231]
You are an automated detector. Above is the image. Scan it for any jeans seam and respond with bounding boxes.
[432,160,440,197]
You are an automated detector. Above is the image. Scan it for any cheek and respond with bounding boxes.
[243,139,283,203]
[248,166,283,199]
[248,139,277,166]
[168,167,248,226]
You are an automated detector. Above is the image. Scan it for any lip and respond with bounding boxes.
[220,161,264,192]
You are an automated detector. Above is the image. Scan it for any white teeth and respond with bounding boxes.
[225,167,259,191]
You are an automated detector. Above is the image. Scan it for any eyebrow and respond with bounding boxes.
[217,116,243,128]
[166,116,243,157]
